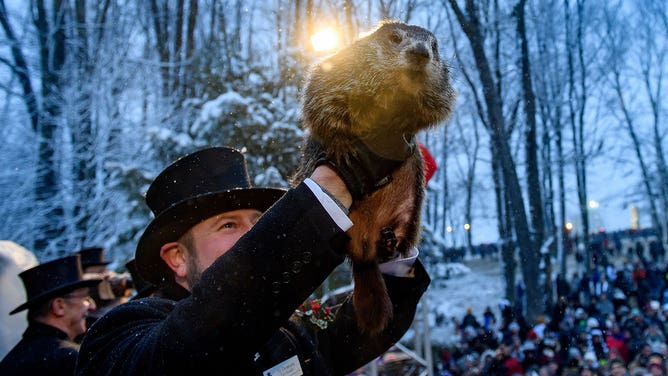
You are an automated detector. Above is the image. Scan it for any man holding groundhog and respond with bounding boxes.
[76,143,430,375]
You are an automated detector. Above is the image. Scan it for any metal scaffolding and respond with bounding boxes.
[361,295,433,376]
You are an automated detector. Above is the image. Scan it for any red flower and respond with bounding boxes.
[295,299,335,330]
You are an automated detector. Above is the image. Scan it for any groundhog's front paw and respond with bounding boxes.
[376,227,399,261]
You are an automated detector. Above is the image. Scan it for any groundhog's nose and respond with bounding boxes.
[407,43,430,64]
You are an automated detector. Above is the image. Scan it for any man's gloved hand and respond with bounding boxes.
[315,133,416,201]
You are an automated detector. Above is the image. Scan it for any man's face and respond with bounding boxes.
[609,362,627,376]
[61,287,96,338]
[182,208,263,286]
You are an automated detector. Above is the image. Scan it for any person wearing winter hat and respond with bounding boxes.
[76,145,431,375]
[583,351,598,369]
[0,255,101,375]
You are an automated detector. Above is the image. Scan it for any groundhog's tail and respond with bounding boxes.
[352,261,393,335]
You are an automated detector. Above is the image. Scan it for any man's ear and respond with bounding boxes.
[51,297,67,317]
[160,242,187,279]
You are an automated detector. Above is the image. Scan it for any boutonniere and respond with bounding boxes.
[295,299,335,330]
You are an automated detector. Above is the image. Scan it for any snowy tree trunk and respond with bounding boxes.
[34,0,66,254]
[448,0,542,321]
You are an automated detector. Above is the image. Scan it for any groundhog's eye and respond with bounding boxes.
[390,31,402,44]
[431,40,438,54]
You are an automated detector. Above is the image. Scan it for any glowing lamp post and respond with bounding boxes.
[588,200,602,234]
[463,224,471,256]
[445,226,453,248]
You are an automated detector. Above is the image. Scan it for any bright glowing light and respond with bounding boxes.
[588,200,599,209]
[310,28,339,52]
[446,226,453,233]
[565,222,574,231]
[464,223,471,231]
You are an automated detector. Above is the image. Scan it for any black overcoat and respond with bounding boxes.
[76,183,430,375]
[0,321,80,376]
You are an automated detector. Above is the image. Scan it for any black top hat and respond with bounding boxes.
[136,147,286,285]
[124,258,155,299]
[77,246,111,268]
[10,254,102,315]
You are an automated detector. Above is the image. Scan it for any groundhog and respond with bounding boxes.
[292,20,455,334]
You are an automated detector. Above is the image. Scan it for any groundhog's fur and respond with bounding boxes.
[292,20,455,334]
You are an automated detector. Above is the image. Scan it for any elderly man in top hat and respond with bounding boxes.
[76,142,431,375]
[0,254,101,375]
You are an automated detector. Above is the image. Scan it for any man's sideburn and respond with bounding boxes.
[180,231,202,288]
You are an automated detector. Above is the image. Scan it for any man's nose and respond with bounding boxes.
[85,297,97,310]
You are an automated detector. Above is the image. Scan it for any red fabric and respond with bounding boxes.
[606,335,629,363]
[418,142,438,185]
[504,356,524,375]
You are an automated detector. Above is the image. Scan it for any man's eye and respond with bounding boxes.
[219,222,235,230]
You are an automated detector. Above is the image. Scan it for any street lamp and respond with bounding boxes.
[445,226,453,248]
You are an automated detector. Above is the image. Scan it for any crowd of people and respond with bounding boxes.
[436,236,668,376]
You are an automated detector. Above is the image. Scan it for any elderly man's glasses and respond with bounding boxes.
[63,292,94,304]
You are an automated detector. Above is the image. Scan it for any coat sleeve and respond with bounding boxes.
[76,183,348,375]
[318,260,431,375]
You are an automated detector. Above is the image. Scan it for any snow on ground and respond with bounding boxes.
[424,257,506,347]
